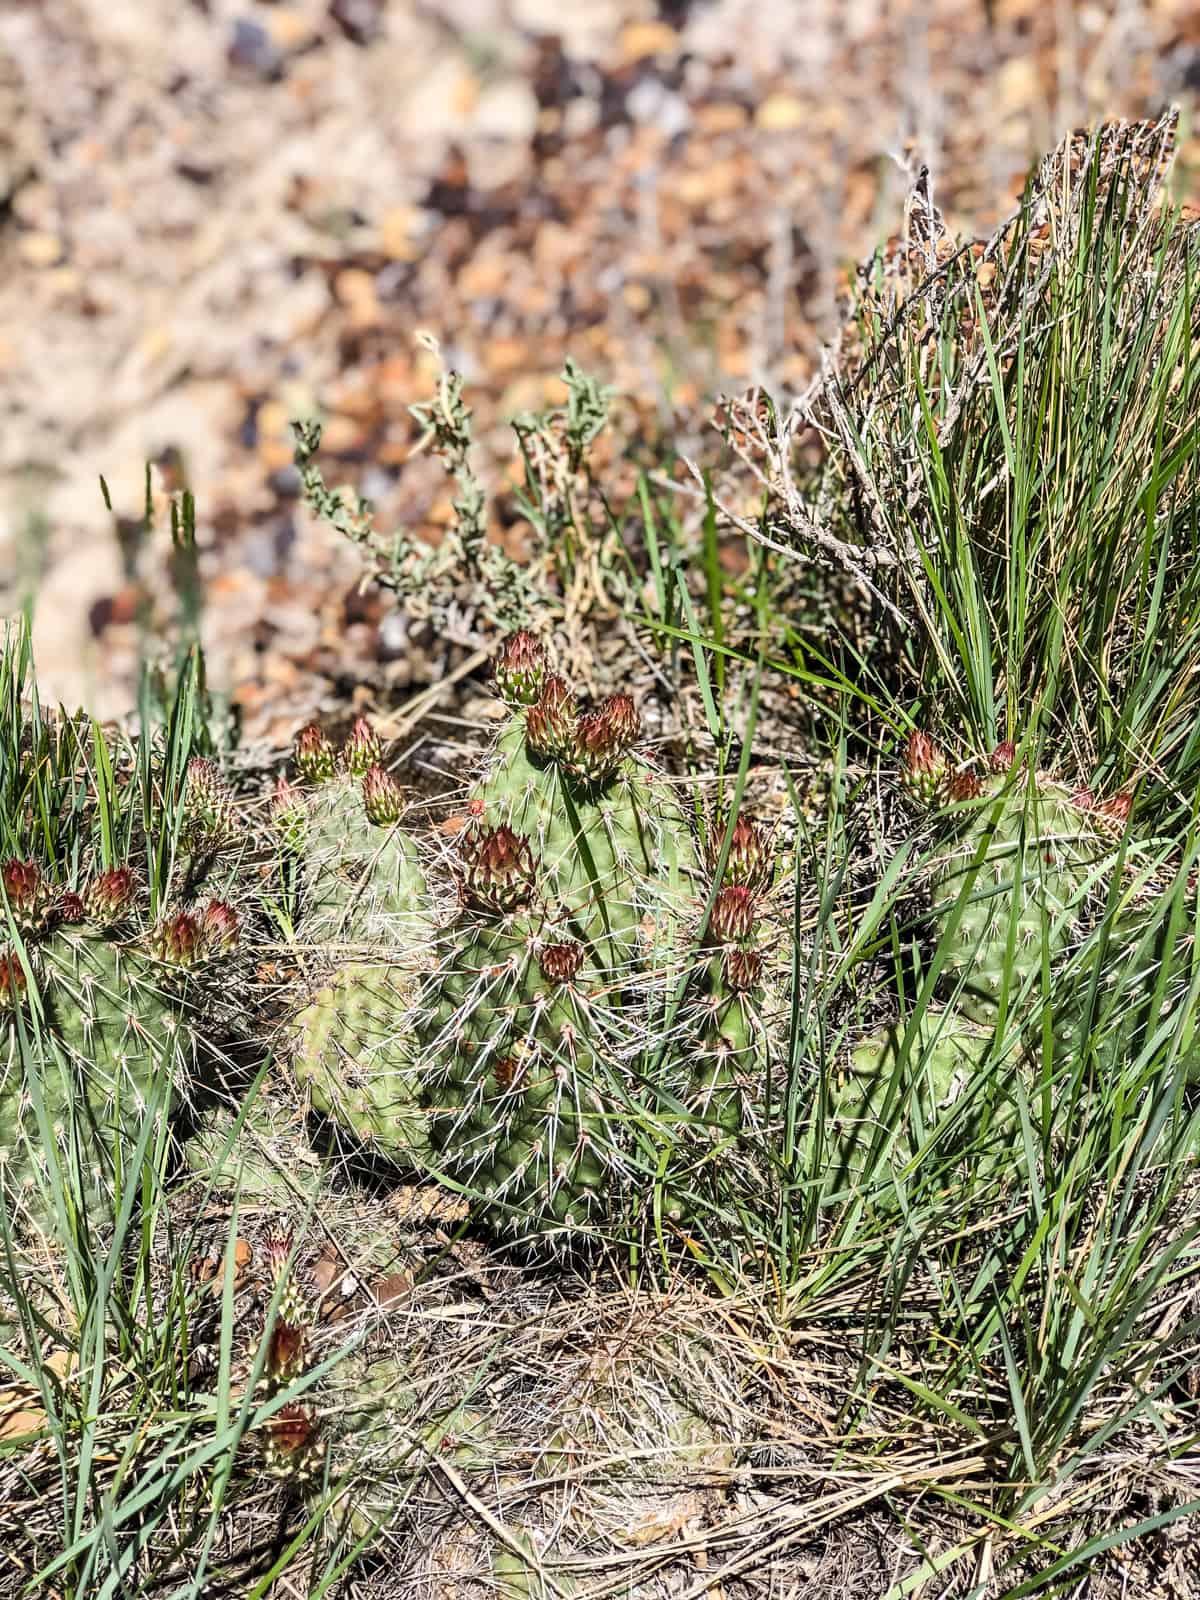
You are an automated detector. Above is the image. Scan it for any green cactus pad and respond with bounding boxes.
[185,1089,326,1204]
[930,777,1115,1024]
[295,778,429,951]
[0,932,192,1238]
[810,1010,1022,1190]
[293,962,432,1165]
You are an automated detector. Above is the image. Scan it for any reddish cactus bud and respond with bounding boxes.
[598,693,641,750]
[200,900,240,956]
[259,1224,309,1377]
[989,740,1017,773]
[947,769,984,802]
[270,774,305,839]
[266,1318,306,1384]
[1094,790,1133,829]
[341,716,382,777]
[458,825,537,914]
[900,730,947,805]
[724,946,763,992]
[494,630,548,706]
[709,884,758,944]
[525,675,577,763]
[59,891,86,924]
[567,694,642,784]
[707,815,772,890]
[1070,787,1095,811]
[84,866,136,927]
[294,724,336,785]
[1,859,54,938]
[0,952,27,1012]
[362,765,403,826]
[152,911,203,967]
[183,757,235,846]
[262,1403,324,1481]
[539,940,585,985]
[261,1225,294,1289]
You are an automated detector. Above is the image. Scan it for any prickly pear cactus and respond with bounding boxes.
[184,1086,326,1205]
[901,734,1131,1024]
[280,718,427,950]
[290,634,780,1235]
[0,857,241,1238]
[812,1009,1021,1190]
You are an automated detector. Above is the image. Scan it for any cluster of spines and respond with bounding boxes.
[702,816,774,994]
[286,716,403,830]
[255,1225,324,1483]
[0,856,241,989]
[496,632,642,786]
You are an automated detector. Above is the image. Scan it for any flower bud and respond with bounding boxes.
[362,765,403,826]
[458,825,536,914]
[152,911,203,967]
[707,815,771,890]
[270,774,306,841]
[1093,790,1133,829]
[294,724,336,785]
[262,1403,324,1482]
[709,884,757,944]
[183,757,235,847]
[84,866,136,927]
[341,716,382,777]
[524,675,577,763]
[1,859,54,938]
[494,630,548,706]
[566,694,642,784]
[989,740,1017,774]
[260,1224,309,1374]
[58,891,86,924]
[0,952,27,1012]
[900,730,947,805]
[724,946,763,992]
[200,899,240,956]
[947,769,984,802]
[539,940,585,985]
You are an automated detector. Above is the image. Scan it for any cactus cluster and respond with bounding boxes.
[289,633,780,1236]
[0,855,242,1239]
[900,731,1132,1025]
[802,729,1148,1199]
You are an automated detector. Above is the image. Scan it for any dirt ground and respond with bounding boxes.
[1,0,1198,734]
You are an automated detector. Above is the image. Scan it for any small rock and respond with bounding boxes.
[755,93,805,133]
[328,0,384,46]
[228,18,285,80]
[619,21,679,63]
[17,231,64,268]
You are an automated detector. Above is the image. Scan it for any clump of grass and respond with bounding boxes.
[671,112,1200,1594]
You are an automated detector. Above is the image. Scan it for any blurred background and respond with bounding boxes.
[1,0,1197,735]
